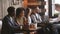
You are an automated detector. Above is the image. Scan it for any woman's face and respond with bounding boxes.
[19,10,24,17]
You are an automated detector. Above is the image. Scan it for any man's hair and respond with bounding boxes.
[16,7,25,17]
[7,6,15,14]
[55,4,60,8]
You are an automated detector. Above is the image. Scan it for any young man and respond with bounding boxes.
[52,4,60,34]
[31,8,42,23]
[1,6,20,34]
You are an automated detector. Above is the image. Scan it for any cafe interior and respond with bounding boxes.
[0,0,60,34]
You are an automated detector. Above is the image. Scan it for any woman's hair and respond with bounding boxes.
[25,8,30,17]
[16,7,25,17]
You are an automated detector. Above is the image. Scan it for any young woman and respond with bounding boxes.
[25,8,32,25]
[16,7,27,28]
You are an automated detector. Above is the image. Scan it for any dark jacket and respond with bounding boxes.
[1,15,20,34]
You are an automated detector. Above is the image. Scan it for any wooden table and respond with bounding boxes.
[18,27,41,34]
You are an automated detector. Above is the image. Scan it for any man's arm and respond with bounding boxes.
[5,17,20,29]
[31,15,38,23]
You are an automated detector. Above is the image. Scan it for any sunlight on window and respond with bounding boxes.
[45,0,48,16]
[55,0,60,4]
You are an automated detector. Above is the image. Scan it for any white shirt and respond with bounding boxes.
[31,14,37,23]
[10,17,13,22]
[31,13,42,23]
[35,13,42,23]
[28,16,32,25]
[10,16,15,25]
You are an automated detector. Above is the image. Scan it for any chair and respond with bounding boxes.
[0,20,2,34]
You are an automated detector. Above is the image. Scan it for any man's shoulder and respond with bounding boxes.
[2,15,9,20]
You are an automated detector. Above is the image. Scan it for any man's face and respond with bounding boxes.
[55,4,60,11]
[55,7,60,11]
[10,11,16,17]
[32,10,36,14]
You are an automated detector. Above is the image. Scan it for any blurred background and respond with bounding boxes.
[0,0,60,34]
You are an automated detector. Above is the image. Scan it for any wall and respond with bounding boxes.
[0,0,10,19]
[0,0,3,19]
[0,0,23,19]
